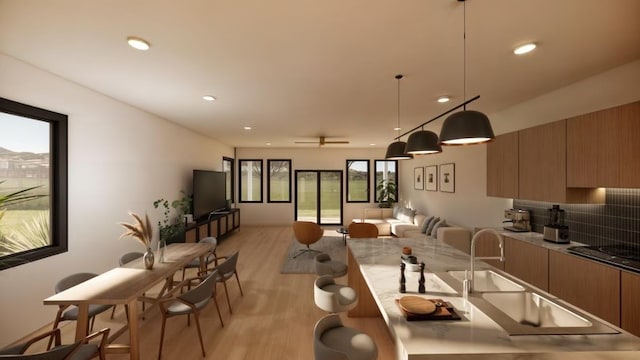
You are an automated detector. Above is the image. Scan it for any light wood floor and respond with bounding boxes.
[39,226,396,359]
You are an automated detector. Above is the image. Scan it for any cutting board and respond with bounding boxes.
[395,297,461,321]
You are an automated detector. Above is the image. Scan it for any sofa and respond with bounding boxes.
[352,207,471,252]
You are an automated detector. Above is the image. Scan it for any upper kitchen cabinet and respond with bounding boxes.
[486,132,519,198]
[618,101,640,188]
[519,120,604,203]
[567,101,640,188]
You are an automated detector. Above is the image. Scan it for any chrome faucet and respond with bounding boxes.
[469,228,505,293]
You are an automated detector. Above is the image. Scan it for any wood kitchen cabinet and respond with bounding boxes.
[549,250,620,326]
[518,120,603,203]
[567,101,640,188]
[621,270,640,337]
[504,236,549,291]
[618,101,640,188]
[486,131,519,198]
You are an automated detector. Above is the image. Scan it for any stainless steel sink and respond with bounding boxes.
[448,269,525,292]
[472,292,619,335]
[482,292,591,328]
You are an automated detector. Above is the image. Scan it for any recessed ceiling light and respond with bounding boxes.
[243,126,252,130]
[127,37,150,51]
[437,96,451,103]
[202,95,216,101]
[266,142,272,146]
[394,127,401,131]
[514,43,536,55]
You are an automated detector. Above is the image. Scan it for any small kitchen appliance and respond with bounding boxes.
[543,204,569,243]
[503,209,531,232]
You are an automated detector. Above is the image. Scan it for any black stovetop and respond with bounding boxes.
[567,244,640,273]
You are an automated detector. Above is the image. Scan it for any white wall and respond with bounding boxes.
[235,147,387,225]
[0,54,233,347]
[398,146,511,230]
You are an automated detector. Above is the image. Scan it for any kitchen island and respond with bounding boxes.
[346,236,640,360]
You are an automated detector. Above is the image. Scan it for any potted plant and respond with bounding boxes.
[153,196,187,245]
[376,179,397,208]
[171,191,193,224]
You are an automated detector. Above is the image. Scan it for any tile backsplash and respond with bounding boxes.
[514,188,640,247]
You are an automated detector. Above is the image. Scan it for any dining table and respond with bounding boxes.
[43,242,215,360]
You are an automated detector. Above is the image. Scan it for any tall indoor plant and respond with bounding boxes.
[376,179,397,208]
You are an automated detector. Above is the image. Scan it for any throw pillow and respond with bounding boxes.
[392,205,401,219]
[420,216,434,233]
[397,207,415,223]
[426,217,440,235]
[432,220,449,239]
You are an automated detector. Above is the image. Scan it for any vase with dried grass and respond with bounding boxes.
[119,211,154,270]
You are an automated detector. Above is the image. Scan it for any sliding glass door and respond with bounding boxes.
[295,170,342,225]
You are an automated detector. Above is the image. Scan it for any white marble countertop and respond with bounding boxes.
[347,237,640,359]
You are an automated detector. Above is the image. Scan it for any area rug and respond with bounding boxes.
[281,235,345,274]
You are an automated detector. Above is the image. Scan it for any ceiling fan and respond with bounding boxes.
[294,136,349,146]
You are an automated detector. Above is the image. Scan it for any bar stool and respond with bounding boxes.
[314,275,357,313]
[313,314,377,360]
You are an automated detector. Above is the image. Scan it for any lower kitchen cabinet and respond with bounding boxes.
[504,236,549,292]
[621,271,640,337]
[549,250,620,326]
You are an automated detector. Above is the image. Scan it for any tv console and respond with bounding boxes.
[185,208,240,243]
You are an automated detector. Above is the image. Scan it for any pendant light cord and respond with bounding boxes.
[463,0,467,110]
[396,74,403,138]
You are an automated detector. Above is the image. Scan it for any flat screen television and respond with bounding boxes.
[192,170,227,220]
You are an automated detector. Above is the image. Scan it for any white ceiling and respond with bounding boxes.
[1,0,639,148]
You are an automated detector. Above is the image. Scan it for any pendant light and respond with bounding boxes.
[405,127,442,155]
[385,74,413,160]
[439,0,494,145]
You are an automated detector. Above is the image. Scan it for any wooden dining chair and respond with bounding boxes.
[157,270,223,359]
[203,251,243,314]
[0,327,110,360]
[48,273,112,349]
[348,222,379,238]
[180,237,218,281]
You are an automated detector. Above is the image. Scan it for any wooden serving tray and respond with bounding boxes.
[395,298,461,321]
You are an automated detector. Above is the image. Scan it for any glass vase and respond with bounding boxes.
[158,238,166,263]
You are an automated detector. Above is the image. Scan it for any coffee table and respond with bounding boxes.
[337,227,349,245]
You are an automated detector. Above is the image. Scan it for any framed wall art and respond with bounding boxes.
[425,165,437,191]
[414,167,424,190]
[439,163,455,193]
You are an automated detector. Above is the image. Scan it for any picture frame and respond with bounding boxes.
[425,165,438,191]
[439,163,455,193]
[414,167,424,190]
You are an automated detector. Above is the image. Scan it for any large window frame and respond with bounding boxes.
[238,159,263,203]
[223,156,234,204]
[0,97,68,270]
[267,159,291,203]
[374,160,398,203]
[346,160,370,203]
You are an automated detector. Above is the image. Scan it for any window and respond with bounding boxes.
[223,157,234,203]
[0,98,68,270]
[268,159,291,203]
[346,160,369,202]
[239,159,263,203]
[374,160,398,203]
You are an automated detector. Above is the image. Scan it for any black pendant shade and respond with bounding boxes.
[405,130,442,155]
[385,141,413,160]
[439,110,494,145]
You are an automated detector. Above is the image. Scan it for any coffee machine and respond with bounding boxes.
[503,209,531,232]
[543,204,569,243]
